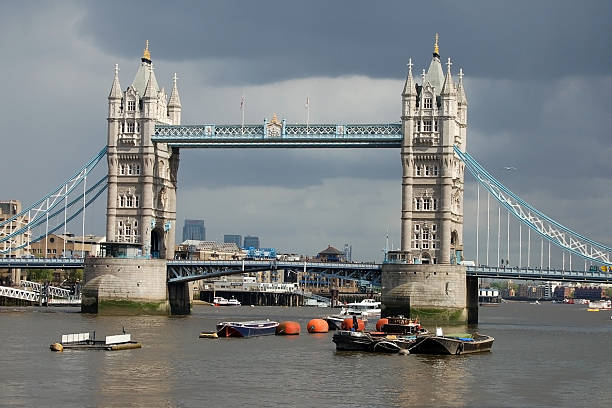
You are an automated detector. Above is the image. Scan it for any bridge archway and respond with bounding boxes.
[151,229,162,259]
[421,252,432,264]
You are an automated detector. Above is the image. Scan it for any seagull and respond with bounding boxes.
[503,166,517,171]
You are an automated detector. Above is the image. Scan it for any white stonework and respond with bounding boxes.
[106,45,182,259]
[400,48,467,265]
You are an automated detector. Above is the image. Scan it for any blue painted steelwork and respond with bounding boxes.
[166,260,382,286]
[0,258,84,269]
[152,123,403,148]
[3,257,612,284]
[0,177,108,253]
[455,146,612,267]
[466,265,612,284]
[0,147,108,250]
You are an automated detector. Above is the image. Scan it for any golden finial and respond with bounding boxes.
[271,113,280,124]
[434,33,439,55]
[142,40,151,61]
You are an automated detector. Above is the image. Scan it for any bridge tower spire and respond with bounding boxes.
[168,73,182,125]
[385,35,475,323]
[104,42,180,260]
[399,35,466,265]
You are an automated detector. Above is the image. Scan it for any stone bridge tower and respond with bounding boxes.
[399,34,467,265]
[383,36,476,323]
[106,42,181,260]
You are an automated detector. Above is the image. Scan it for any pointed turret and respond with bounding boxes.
[143,64,156,99]
[456,68,467,104]
[132,40,159,97]
[423,34,445,94]
[168,73,181,107]
[108,64,122,99]
[441,57,455,96]
[402,58,416,96]
[168,73,182,125]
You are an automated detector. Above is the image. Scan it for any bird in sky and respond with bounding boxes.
[503,166,517,171]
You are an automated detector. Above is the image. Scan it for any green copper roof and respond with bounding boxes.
[424,55,445,95]
[131,61,159,97]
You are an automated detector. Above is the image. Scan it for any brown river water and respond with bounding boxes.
[1,302,611,407]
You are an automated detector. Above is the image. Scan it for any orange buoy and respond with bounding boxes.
[341,317,365,331]
[276,321,301,335]
[307,318,329,333]
[376,318,389,331]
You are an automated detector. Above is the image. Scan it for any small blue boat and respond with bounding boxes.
[216,320,279,338]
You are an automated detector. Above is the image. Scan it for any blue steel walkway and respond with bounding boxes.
[152,123,403,148]
[2,258,611,284]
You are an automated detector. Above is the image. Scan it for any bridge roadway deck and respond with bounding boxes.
[166,260,382,286]
[1,258,611,284]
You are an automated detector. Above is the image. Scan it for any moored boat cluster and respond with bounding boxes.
[198,313,494,356]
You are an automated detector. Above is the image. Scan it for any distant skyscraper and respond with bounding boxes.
[243,235,260,249]
[182,219,205,241]
[224,234,242,248]
[343,243,352,262]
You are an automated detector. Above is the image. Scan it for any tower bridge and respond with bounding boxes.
[1,37,611,320]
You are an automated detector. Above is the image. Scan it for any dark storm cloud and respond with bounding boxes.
[177,149,398,189]
[1,1,611,259]
[78,0,612,84]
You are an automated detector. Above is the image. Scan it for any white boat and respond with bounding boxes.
[587,299,611,310]
[213,296,241,306]
[340,298,381,317]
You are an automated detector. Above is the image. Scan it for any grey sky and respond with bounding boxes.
[0,1,611,262]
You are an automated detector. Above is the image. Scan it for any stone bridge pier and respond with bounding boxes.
[381,263,478,324]
[82,258,190,315]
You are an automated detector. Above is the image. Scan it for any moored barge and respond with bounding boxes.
[50,332,141,351]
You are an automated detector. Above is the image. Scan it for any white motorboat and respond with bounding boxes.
[213,296,241,306]
[340,298,381,317]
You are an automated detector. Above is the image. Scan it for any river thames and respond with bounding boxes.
[1,302,611,407]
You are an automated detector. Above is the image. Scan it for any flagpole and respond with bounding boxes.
[241,95,245,135]
[305,97,310,135]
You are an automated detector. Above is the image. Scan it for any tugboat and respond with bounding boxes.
[377,316,428,335]
[325,314,367,330]
[332,316,415,353]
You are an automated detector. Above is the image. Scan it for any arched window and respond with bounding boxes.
[423,198,431,210]
[424,98,432,109]
[135,165,141,175]
[119,164,125,175]
[135,196,140,207]
[433,199,438,210]
[126,196,133,207]
[119,196,124,207]
[127,164,132,175]
[415,198,421,210]
[425,166,431,176]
